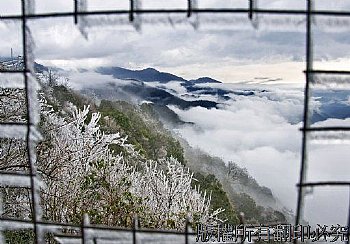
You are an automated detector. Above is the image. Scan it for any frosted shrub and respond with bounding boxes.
[1,87,223,229]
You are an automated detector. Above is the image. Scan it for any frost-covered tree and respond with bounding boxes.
[0,87,31,222]
[38,101,222,228]
[38,102,133,223]
[0,80,223,230]
[136,157,224,229]
[0,88,26,123]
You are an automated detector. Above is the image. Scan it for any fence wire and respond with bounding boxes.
[0,0,350,243]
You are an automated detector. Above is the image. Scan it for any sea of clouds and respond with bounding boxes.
[63,67,350,226]
[168,84,350,226]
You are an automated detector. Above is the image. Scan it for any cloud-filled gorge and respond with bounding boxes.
[70,69,350,226]
[168,85,350,226]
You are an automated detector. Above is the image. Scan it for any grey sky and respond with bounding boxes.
[1,0,350,84]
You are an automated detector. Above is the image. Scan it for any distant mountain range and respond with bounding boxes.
[1,58,349,124]
[97,67,187,83]
[81,79,220,110]
[93,66,233,107]
[85,66,232,110]
[96,66,222,85]
[94,66,350,124]
[87,66,350,125]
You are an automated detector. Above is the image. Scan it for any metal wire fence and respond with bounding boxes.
[0,0,349,243]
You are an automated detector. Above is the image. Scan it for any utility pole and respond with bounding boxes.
[11,48,13,59]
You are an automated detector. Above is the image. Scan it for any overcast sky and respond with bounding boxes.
[0,0,350,83]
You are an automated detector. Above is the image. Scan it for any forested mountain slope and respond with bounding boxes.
[0,62,289,243]
[47,81,289,224]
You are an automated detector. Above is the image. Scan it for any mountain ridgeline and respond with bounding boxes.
[96,66,221,85]
[3,59,350,234]
[89,66,230,107]
[97,67,187,83]
[49,83,289,225]
[1,59,290,228]
[68,66,293,223]
[92,65,350,124]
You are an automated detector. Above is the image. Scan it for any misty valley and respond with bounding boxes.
[2,57,350,242]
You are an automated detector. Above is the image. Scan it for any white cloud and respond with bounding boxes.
[0,0,21,15]
[35,0,73,14]
[2,1,350,84]
[146,81,188,96]
[67,70,141,90]
[170,87,350,225]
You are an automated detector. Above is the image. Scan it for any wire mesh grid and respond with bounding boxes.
[0,0,349,243]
